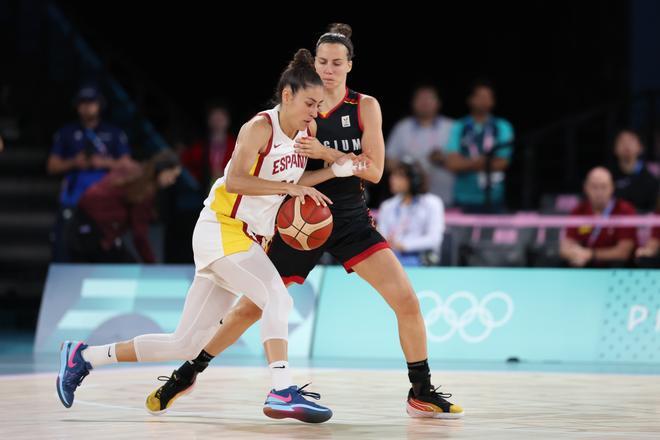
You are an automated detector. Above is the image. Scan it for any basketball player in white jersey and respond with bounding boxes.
[147,23,463,420]
[56,48,362,423]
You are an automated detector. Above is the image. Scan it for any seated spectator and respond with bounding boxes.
[560,167,636,267]
[445,79,514,213]
[636,226,660,266]
[68,150,181,263]
[635,202,660,267]
[378,158,445,266]
[609,129,659,213]
[180,101,236,189]
[47,84,133,261]
[386,84,455,204]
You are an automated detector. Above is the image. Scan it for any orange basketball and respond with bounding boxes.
[276,196,333,251]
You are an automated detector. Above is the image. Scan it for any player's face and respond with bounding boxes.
[614,132,642,163]
[315,43,352,89]
[158,166,182,188]
[468,86,495,114]
[389,169,410,195]
[285,85,324,131]
[77,100,101,120]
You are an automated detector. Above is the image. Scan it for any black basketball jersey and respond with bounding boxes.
[308,88,365,216]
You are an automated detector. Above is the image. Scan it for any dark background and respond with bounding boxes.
[57,2,630,137]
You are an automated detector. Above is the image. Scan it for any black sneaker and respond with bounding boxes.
[406,385,464,419]
[145,370,196,415]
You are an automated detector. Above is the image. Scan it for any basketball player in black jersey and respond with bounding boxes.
[146,23,463,419]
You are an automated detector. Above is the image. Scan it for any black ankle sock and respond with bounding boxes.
[407,359,431,396]
[177,350,215,380]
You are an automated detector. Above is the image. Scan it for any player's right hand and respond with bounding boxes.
[287,184,333,207]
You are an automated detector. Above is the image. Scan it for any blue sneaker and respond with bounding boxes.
[263,383,332,423]
[56,341,92,408]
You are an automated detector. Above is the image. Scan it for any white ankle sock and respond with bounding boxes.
[269,361,293,391]
[81,344,117,368]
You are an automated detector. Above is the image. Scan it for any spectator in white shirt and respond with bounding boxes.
[378,158,445,266]
[386,84,455,204]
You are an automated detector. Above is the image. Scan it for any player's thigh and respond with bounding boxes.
[211,243,287,308]
[267,232,324,284]
[352,247,420,315]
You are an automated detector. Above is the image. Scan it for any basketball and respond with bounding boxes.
[276,196,333,251]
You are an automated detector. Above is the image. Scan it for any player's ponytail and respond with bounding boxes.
[273,48,323,105]
[316,23,354,60]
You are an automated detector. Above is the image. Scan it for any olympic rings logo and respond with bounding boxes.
[417,290,514,343]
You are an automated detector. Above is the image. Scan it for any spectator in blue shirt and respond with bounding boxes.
[47,84,133,261]
[445,79,514,213]
[47,85,133,207]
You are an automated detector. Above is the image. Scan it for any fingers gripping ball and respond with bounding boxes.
[276,196,333,251]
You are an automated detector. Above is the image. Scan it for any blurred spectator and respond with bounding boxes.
[636,226,659,265]
[180,101,236,189]
[445,79,514,213]
[635,202,660,267]
[378,158,445,266]
[609,129,659,212]
[68,150,181,263]
[386,85,455,204]
[560,167,636,267]
[47,84,133,261]
[47,84,133,206]
[0,134,4,152]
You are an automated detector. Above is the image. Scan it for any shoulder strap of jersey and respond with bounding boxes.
[255,110,274,156]
[346,89,360,104]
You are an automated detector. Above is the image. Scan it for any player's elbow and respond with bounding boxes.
[363,168,383,184]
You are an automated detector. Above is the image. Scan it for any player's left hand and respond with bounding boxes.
[352,153,372,177]
[295,136,327,160]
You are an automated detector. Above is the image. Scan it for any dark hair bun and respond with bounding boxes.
[273,48,323,105]
[288,48,315,70]
[328,23,352,38]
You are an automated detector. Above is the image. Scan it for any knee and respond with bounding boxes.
[388,283,421,317]
[264,287,293,323]
[232,298,263,322]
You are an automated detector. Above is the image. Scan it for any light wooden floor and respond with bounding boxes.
[1,366,659,439]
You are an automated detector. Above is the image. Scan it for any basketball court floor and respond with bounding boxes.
[1,354,659,440]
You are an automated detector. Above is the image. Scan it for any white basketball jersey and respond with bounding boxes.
[203,106,309,239]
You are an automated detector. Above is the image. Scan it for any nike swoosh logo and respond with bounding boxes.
[107,346,112,357]
[67,342,83,368]
[273,365,286,369]
[273,143,282,149]
[268,393,292,403]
